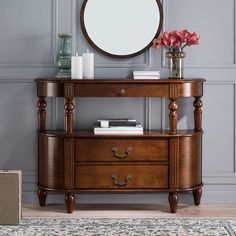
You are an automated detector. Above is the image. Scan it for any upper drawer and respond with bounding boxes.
[75,138,168,162]
[75,84,169,97]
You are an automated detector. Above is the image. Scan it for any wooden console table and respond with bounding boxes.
[36,78,205,213]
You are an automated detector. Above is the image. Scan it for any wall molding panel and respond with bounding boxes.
[145,98,152,131]
[72,0,77,57]
[0,0,58,68]
[162,0,236,69]
[202,81,236,184]
[0,79,35,83]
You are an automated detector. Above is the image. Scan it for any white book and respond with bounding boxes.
[94,125,143,132]
[133,75,160,80]
[94,130,144,135]
[133,71,160,76]
[94,123,143,135]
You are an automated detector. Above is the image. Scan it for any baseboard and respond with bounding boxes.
[22,185,236,204]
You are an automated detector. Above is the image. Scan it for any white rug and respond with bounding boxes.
[0,217,236,236]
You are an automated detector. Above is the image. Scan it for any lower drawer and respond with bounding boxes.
[75,138,168,162]
[75,164,168,189]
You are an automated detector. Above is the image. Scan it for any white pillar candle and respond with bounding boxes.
[83,49,94,79]
[71,53,83,79]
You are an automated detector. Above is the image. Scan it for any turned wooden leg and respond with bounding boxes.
[64,83,75,135]
[168,192,178,213]
[193,96,203,132]
[169,99,178,134]
[64,98,74,135]
[65,193,75,213]
[38,189,47,207]
[193,188,202,206]
[37,96,47,132]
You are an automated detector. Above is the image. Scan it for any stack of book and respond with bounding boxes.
[94,118,143,135]
[133,71,160,80]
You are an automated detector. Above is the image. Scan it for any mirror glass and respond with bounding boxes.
[81,0,163,58]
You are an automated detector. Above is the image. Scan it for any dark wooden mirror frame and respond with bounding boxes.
[80,0,163,59]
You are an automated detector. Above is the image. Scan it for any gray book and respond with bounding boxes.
[97,118,137,127]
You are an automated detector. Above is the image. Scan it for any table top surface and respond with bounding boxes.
[35,78,206,84]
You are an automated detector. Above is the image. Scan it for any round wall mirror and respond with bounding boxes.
[80,0,163,59]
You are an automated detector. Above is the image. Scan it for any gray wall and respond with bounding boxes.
[0,0,236,205]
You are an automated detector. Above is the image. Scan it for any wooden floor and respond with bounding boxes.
[23,204,236,217]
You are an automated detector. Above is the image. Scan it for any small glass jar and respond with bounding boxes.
[166,49,186,79]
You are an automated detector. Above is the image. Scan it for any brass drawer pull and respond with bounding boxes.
[118,89,125,96]
[112,147,132,159]
[111,175,132,187]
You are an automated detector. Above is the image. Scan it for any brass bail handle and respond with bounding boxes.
[112,147,132,159]
[111,175,132,187]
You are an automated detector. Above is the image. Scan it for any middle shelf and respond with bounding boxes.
[38,130,203,138]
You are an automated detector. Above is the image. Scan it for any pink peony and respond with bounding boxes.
[177,30,190,42]
[187,32,200,46]
[152,38,163,49]
[169,35,177,47]
[162,32,171,47]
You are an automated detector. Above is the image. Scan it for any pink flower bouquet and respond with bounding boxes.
[153,29,200,50]
[153,30,200,79]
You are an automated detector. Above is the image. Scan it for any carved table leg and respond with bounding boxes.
[169,99,178,134]
[65,193,75,213]
[64,83,75,135]
[193,96,203,132]
[193,188,202,206]
[37,96,47,132]
[168,192,178,213]
[38,189,47,207]
[64,98,74,135]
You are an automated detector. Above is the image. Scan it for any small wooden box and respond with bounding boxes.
[0,170,22,225]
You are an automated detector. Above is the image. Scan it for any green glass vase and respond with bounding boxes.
[166,49,185,79]
[55,33,72,79]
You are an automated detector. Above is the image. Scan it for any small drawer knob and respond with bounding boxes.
[118,89,125,96]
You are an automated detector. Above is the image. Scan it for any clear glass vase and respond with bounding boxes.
[166,49,186,79]
[55,33,72,79]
